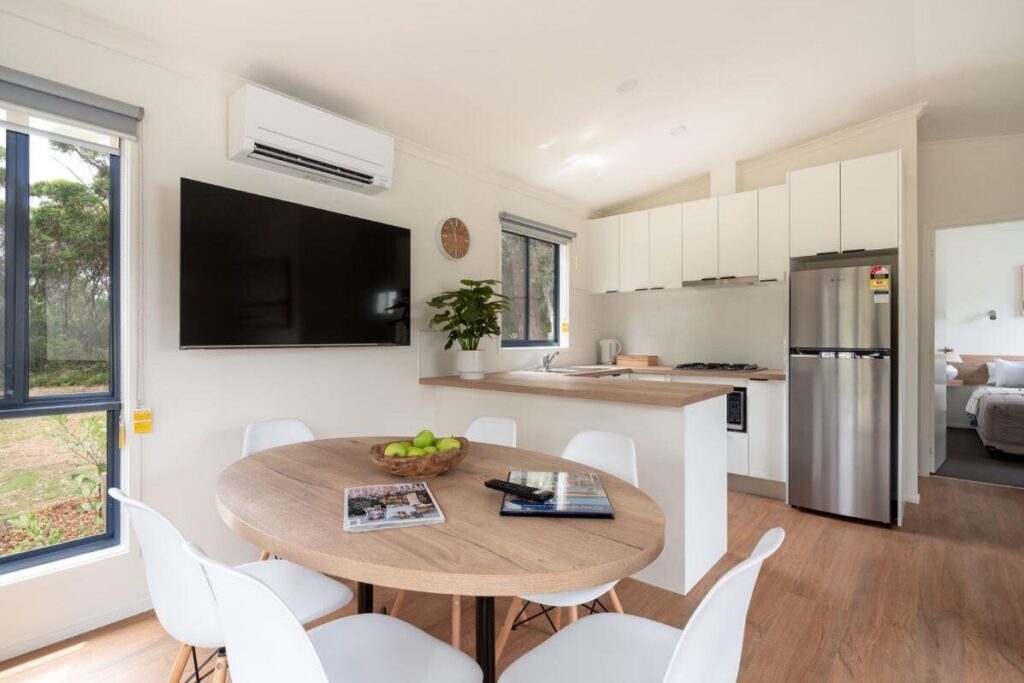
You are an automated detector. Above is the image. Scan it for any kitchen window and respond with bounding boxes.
[499,213,575,348]
[0,68,141,573]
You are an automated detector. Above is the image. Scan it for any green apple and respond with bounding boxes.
[437,437,461,452]
[413,429,436,449]
[423,446,438,454]
[383,442,407,457]
[406,446,426,457]
[398,441,414,449]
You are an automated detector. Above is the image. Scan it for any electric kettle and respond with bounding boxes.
[598,339,622,365]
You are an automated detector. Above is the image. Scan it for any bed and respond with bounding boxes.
[966,387,1024,456]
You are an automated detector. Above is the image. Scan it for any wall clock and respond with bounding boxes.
[437,217,470,260]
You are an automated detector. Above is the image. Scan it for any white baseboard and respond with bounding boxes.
[0,597,152,663]
[905,493,921,504]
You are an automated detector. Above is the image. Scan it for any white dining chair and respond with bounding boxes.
[109,488,352,683]
[392,416,518,650]
[241,418,316,559]
[499,527,785,683]
[183,540,482,683]
[495,430,637,660]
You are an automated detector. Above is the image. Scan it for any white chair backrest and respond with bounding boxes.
[561,431,638,486]
[107,488,222,647]
[465,416,517,448]
[663,528,785,683]
[183,541,329,683]
[241,418,315,458]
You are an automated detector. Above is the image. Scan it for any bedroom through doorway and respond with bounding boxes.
[933,220,1024,488]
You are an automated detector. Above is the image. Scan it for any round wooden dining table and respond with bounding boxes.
[216,436,665,683]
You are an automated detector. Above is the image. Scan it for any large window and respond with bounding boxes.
[0,124,121,571]
[499,213,574,348]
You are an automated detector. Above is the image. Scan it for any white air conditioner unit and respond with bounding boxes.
[228,84,394,194]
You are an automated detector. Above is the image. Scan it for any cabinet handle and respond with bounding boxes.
[604,289,619,294]
[759,278,778,283]
[634,287,648,291]
[815,251,839,256]
[701,277,717,281]
[719,275,736,280]
[843,248,866,253]
[649,286,664,290]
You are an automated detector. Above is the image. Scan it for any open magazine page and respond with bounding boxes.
[344,482,445,532]
[501,471,615,518]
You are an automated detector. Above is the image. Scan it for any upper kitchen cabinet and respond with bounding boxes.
[757,184,789,283]
[717,190,758,279]
[840,150,900,252]
[618,210,651,291]
[589,215,620,293]
[648,204,683,289]
[789,161,840,257]
[682,197,718,282]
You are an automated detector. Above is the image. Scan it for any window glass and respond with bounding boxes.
[28,136,111,396]
[501,232,527,342]
[501,231,560,346]
[527,239,557,343]
[0,129,6,394]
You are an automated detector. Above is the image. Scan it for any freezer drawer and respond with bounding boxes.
[790,265,892,350]
[788,354,892,523]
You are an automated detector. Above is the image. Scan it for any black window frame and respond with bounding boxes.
[0,129,122,574]
[500,230,562,348]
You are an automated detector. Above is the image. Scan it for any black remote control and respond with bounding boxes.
[484,479,555,502]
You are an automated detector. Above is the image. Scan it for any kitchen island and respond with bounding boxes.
[420,371,731,596]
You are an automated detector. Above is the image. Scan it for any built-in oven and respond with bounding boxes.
[727,387,746,432]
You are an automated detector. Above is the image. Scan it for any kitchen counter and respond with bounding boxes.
[563,365,786,381]
[419,371,732,408]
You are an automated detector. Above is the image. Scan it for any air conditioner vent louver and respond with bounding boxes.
[250,143,374,185]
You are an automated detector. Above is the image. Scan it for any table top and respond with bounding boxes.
[419,372,731,408]
[216,437,666,596]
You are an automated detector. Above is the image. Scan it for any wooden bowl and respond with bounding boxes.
[370,437,470,478]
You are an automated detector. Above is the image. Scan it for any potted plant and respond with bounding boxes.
[428,279,510,379]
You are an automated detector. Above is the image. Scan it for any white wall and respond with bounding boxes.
[599,284,787,369]
[938,222,1024,355]
[0,10,596,658]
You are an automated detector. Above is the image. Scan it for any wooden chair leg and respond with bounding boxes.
[166,643,192,683]
[552,606,562,630]
[258,549,271,561]
[567,605,578,623]
[210,649,228,683]
[451,595,461,649]
[607,587,624,614]
[391,589,407,618]
[495,597,523,662]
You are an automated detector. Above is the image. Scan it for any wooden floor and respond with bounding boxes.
[3,475,1023,682]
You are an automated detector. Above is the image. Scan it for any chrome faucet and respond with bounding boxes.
[542,350,560,372]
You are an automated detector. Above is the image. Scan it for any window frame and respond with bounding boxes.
[0,129,122,574]
[500,230,562,348]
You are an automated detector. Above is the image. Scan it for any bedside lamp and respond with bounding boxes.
[945,350,962,381]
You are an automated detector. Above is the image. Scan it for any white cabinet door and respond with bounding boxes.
[727,431,749,476]
[631,373,668,382]
[589,215,620,293]
[757,184,789,283]
[789,161,840,257]
[717,190,758,279]
[840,150,899,252]
[648,204,683,289]
[747,380,787,482]
[682,197,718,282]
[618,210,650,291]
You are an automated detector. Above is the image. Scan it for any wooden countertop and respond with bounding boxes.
[420,371,733,408]
[567,365,786,381]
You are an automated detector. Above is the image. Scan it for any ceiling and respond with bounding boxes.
[38,0,1024,209]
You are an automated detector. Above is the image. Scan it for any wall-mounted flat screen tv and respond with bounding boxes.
[180,179,410,348]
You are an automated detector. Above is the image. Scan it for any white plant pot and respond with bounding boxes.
[456,349,485,380]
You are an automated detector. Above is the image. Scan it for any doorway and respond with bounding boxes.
[932,220,1024,488]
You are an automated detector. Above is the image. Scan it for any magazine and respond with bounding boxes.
[499,471,615,518]
[343,482,445,532]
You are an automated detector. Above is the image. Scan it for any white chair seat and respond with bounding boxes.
[238,559,352,625]
[500,613,680,683]
[521,580,618,607]
[309,612,481,682]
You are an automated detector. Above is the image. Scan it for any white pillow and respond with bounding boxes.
[993,359,1024,388]
[987,361,997,385]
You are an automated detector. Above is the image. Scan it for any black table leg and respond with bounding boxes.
[357,582,373,614]
[476,596,495,683]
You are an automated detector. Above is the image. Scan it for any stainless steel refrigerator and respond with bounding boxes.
[789,255,897,524]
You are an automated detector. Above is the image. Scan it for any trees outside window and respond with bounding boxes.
[501,231,560,347]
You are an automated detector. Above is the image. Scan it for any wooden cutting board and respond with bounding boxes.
[615,354,660,367]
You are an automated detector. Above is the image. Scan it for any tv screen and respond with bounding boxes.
[180,179,410,348]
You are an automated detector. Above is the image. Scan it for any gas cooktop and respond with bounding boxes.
[674,362,760,372]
